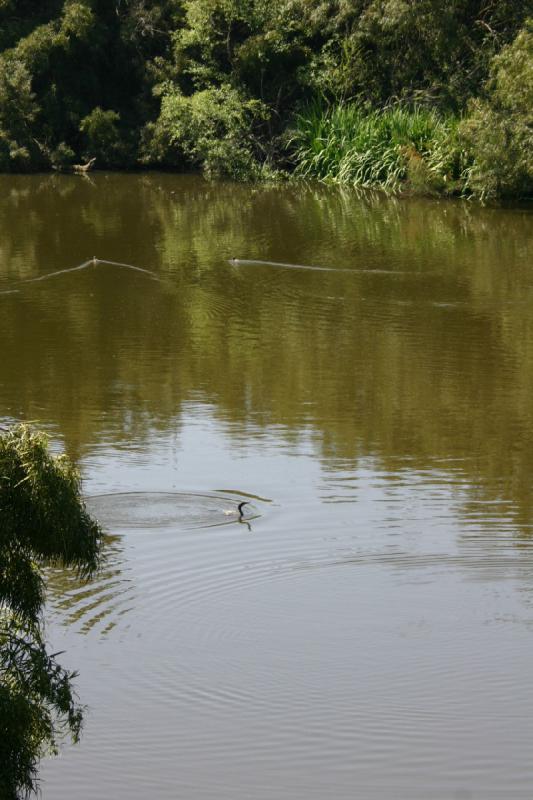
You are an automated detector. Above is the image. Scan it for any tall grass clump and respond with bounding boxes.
[290,102,468,194]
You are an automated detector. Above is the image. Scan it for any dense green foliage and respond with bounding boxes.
[460,19,533,199]
[291,103,467,194]
[0,425,101,799]
[0,1,531,196]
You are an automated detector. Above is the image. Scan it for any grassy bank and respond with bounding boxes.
[289,21,532,201]
[0,4,530,199]
[290,103,468,196]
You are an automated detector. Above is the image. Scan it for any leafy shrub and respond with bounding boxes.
[49,141,75,168]
[0,56,39,171]
[79,107,125,167]
[143,84,268,179]
[460,20,533,200]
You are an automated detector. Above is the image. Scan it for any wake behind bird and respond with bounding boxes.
[0,257,161,294]
[84,491,257,532]
[228,257,426,274]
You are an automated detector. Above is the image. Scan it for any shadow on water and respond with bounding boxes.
[45,531,132,638]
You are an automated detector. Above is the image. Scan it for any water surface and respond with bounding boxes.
[1,174,533,799]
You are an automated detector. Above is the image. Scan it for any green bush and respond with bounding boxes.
[0,56,40,171]
[460,20,533,200]
[49,141,75,168]
[143,83,268,179]
[79,107,125,167]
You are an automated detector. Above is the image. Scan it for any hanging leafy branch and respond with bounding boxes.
[0,424,102,799]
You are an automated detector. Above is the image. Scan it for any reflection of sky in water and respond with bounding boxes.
[43,412,533,800]
[45,410,533,646]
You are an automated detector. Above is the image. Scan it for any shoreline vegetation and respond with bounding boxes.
[0,3,531,201]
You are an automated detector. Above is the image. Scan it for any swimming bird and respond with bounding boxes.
[223,501,250,518]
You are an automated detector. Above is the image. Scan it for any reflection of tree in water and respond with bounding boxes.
[1,173,533,534]
[46,532,133,637]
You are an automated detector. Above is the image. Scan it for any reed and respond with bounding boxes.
[291,102,468,194]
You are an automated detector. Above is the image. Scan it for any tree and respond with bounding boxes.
[460,19,533,200]
[0,56,40,171]
[0,425,102,799]
[142,83,268,177]
[79,107,125,166]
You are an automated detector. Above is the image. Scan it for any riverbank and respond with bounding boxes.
[2,94,531,203]
[0,5,530,201]
[287,21,532,202]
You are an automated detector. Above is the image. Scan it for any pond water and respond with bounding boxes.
[1,173,533,799]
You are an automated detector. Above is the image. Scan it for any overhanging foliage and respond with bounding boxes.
[0,424,102,799]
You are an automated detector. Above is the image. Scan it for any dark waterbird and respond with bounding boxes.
[238,501,250,518]
[223,500,250,519]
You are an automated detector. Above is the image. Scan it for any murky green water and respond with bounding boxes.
[1,174,533,799]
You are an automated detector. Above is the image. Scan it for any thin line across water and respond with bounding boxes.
[228,257,425,275]
[0,257,161,294]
